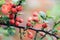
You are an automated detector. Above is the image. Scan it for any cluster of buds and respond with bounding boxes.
[2,3,23,14]
[9,15,23,26]
[26,11,39,27]
[1,3,23,26]
[26,11,47,28]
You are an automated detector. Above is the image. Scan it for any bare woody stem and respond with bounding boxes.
[0,22,59,39]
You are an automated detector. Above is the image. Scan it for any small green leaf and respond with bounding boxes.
[0,27,4,34]
[0,27,9,36]
[39,11,46,20]
[52,29,58,33]
[22,0,25,2]
[2,16,9,21]
[3,30,9,36]
[8,27,16,36]
[31,21,36,26]
[12,0,19,5]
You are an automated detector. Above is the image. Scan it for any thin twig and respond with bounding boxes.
[34,31,38,40]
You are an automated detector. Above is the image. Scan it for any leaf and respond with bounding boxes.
[2,16,9,21]
[3,30,9,36]
[38,14,43,21]
[0,0,5,7]
[0,27,4,34]
[0,27,9,36]
[8,27,16,36]
[39,11,46,20]
[22,0,25,2]
[31,21,36,26]
[52,29,58,33]
[12,0,19,5]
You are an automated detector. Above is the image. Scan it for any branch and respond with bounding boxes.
[0,22,59,39]
[54,21,60,27]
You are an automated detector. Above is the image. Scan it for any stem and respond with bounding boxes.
[19,28,23,40]
[34,31,38,40]
[0,22,59,39]
[40,34,46,40]
[51,20,60,33]
[53,20,60,29]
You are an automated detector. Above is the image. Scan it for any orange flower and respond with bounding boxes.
[2,4,12,14]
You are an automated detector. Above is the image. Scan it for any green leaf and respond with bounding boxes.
[52,29,58,33]
[9,26,15,30]
[31,21,36,26]
[2,16,9,21]
[0,27,4,34]
[22,0,25,2]
[12,0,19,5]
[3,30,9,36]
[8,27,16,36]
[0,27,9,36]
[38,14,43,20]
[39,11,46,20]
[0,0,5,7]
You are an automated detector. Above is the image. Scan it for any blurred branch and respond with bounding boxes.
[40,34,46,40]
[50,19,60,33]
[34,31,38,40]
[0,22,59,39]
[54,20,60,27]
[56,20,60,25]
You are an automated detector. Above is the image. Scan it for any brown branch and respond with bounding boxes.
[0,22,59,39]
